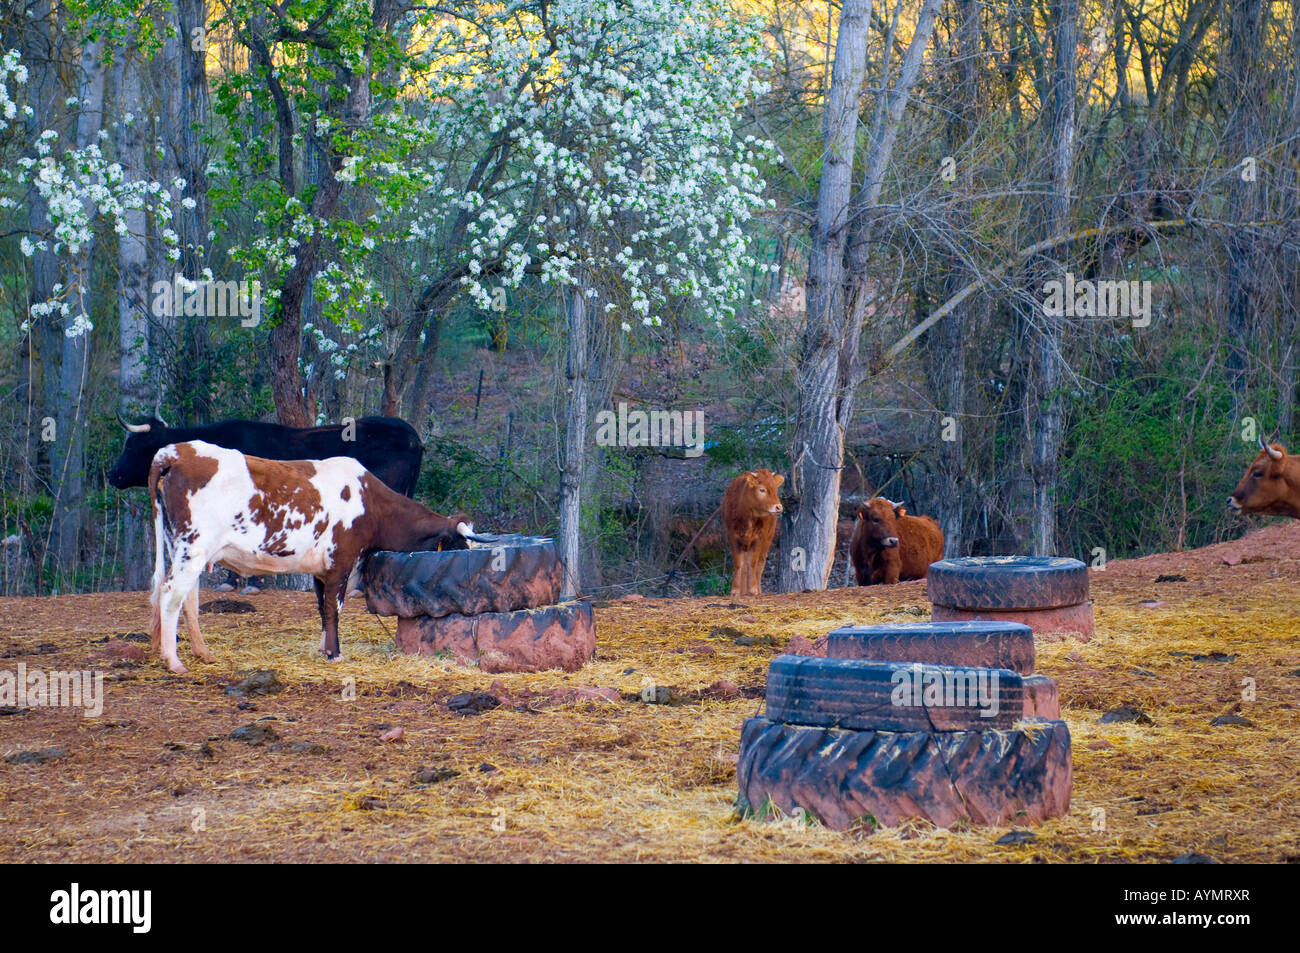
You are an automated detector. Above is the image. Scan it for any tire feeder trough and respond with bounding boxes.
[363,535,595,673]
[737,619,1071,830]
[826,620,1059,719]
[926,556,1094,642]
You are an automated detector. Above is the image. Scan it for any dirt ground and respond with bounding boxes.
[2,521,1299,863]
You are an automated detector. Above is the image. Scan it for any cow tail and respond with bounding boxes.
[148,461,169,628]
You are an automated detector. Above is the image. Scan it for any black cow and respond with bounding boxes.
[108,416,424,498]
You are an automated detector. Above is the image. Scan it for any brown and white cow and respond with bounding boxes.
[849,497,944,585]
[1228,439,1300,519]
[721,468,784,596]
[149,440,482,673]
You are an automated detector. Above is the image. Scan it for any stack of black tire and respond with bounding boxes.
[362,536,596,673]
[737,618,1072,830]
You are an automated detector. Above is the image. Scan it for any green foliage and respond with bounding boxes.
[1058,335,1250,557]
[415,435,492,516]
[705,416,787,472]
[692,570,730,597]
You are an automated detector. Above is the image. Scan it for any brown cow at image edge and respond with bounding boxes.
[1228,440,1300,519]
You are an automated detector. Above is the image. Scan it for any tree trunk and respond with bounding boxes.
[929,0,981,556]
[175,0,214,420]
[780,0,942,592]
[1029,0,1077,557]
[21,0,61,509]
[49,34,107,581]
[777,0,871,594]
[558,279,589,598]
[1221,0,1264,405]
[117,46,152,590]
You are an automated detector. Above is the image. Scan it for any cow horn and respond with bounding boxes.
[118,413,151,434]
[456,521,498,543]
[154,397,169,428]
[1260,436,1283,460]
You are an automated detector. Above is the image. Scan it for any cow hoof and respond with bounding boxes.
[327,654,345,663]
[165,659,189,674]
[195,651,215,664]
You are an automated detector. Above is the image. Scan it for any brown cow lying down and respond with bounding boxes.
[850,497,944,585]
[1228,440,1300,519]
[149,440,484,673]
[722,468,784,596]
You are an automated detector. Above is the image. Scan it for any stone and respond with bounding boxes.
[446,691,501,715]
[413,767,459,784]
[1099,705,1153,725]
[92,640,147,663]
[785,633,828,657]
[228,723,280,744]
[200,599,256,614]
[4,747,68,765]
[225,671,282,696]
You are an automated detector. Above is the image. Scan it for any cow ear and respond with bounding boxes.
[744,472,758,487]
[773,474,784,487]
[894,505,907,517]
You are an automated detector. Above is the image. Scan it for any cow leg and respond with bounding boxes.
[317,577,346,662]
[183,584,214,663]
[749,548,766,595]
[853,559,869,586]
[729,548,749,597]
[157,560,203,673]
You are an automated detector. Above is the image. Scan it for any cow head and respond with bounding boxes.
[739,469,784,518]
[107,416,173,489]
[856,497,907,551]
[1228,440,1298,517]
[414,512,483,552]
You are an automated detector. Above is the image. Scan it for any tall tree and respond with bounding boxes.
[780,0,943,592]
[48,30,107,575]
[1028,0,1077,556]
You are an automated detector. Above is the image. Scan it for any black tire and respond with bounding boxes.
[363,535,561,618]
[827,620,1036,674]
[736,716,1072,829]
[396,599,596,673]
[927,556,1089,610]
[764,655,1024,732]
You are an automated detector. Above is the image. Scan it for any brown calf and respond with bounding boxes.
[1228,440,1300,519]
[721,469,784,596]
[849,497,944,585]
